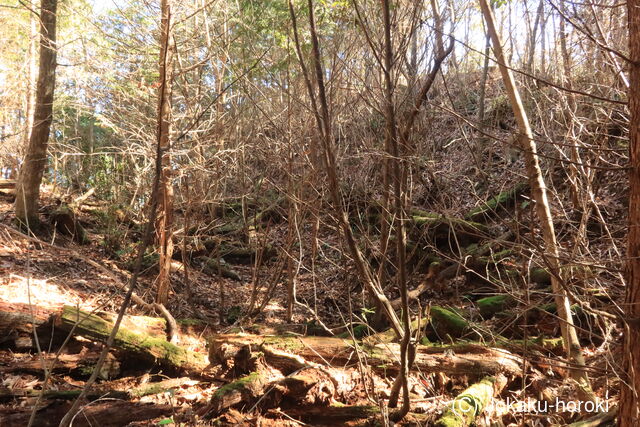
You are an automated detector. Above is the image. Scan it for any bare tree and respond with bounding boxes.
[478,0,592,393]
[155,0,175,305]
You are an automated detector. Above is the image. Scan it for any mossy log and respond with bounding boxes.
[55,306,206,372]
[202,239,276,265]
[465,182,528,222]
[208,334,522,377]
[430,306,475,340]
[409,209,489,243]
[196,256,242,281]
[363,317,429,345]
[210,371,268,414]
[434,376,505,427]
[371,305,477,342]
[50,205,90,244]
[477,295,515,319]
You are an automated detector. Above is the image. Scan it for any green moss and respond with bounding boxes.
[477,295,514,319]
[430,306,469,339]
[410,210,488,235]
[213,372,261,398]
[466,182,528,221]
[529,267,551,284]
[364,317,429,345]
[226,305,242,323]
[60,306,205,369]
[261,336,305,352]
[435,377,496,427]
[176,318,205,327]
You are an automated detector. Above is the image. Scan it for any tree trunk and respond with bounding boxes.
[14,0,57,228]
[21,0,38,165]
[620,1,640,423]
[478,0,591,391]
[155,0,175,305]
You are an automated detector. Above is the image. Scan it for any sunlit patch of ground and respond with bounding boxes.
[1,274,96,314]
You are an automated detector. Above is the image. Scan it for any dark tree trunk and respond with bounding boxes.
[15,0,58,228]
[620,1,640,424]
[155,0,175,305]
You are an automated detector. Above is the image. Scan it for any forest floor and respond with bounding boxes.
[0,183,622,426]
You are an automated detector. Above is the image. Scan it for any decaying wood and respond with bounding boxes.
[54,305,206,372]
[209,371,269,414]
[435,375,507,427]
[0,400,174,427]
[0,377,194,401]
[275,405,382,423]
[0,310,46,344]
[0,179,16,198]
[390,231,515,309]
[50,205,89,244]
[197,256,242,281]
[0,352,102,376]
[208,334,522,377]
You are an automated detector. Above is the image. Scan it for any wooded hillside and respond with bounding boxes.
[0,0,635,425]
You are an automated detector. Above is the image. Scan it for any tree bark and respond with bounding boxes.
[620,1,640,423]
[22,0,38,164]
[478,0,591,391]
[15,0,57,228]
[155,0,175,305]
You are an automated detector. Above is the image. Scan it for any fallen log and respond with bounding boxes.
[207,334,522,377]
[0,179,15,189]
[0,400,174,427]
[0,352,109,377]
[389,231,515,309]
[209,371,269,414]
[196,256,242,281]
[435,375,506,426]
[465,182,528,222]
[54,306,206,372]
[0,224,179,342]
[0,310,46,347]
[202,239,276,265]
[277,405,382,424]
[0,377,195,401]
